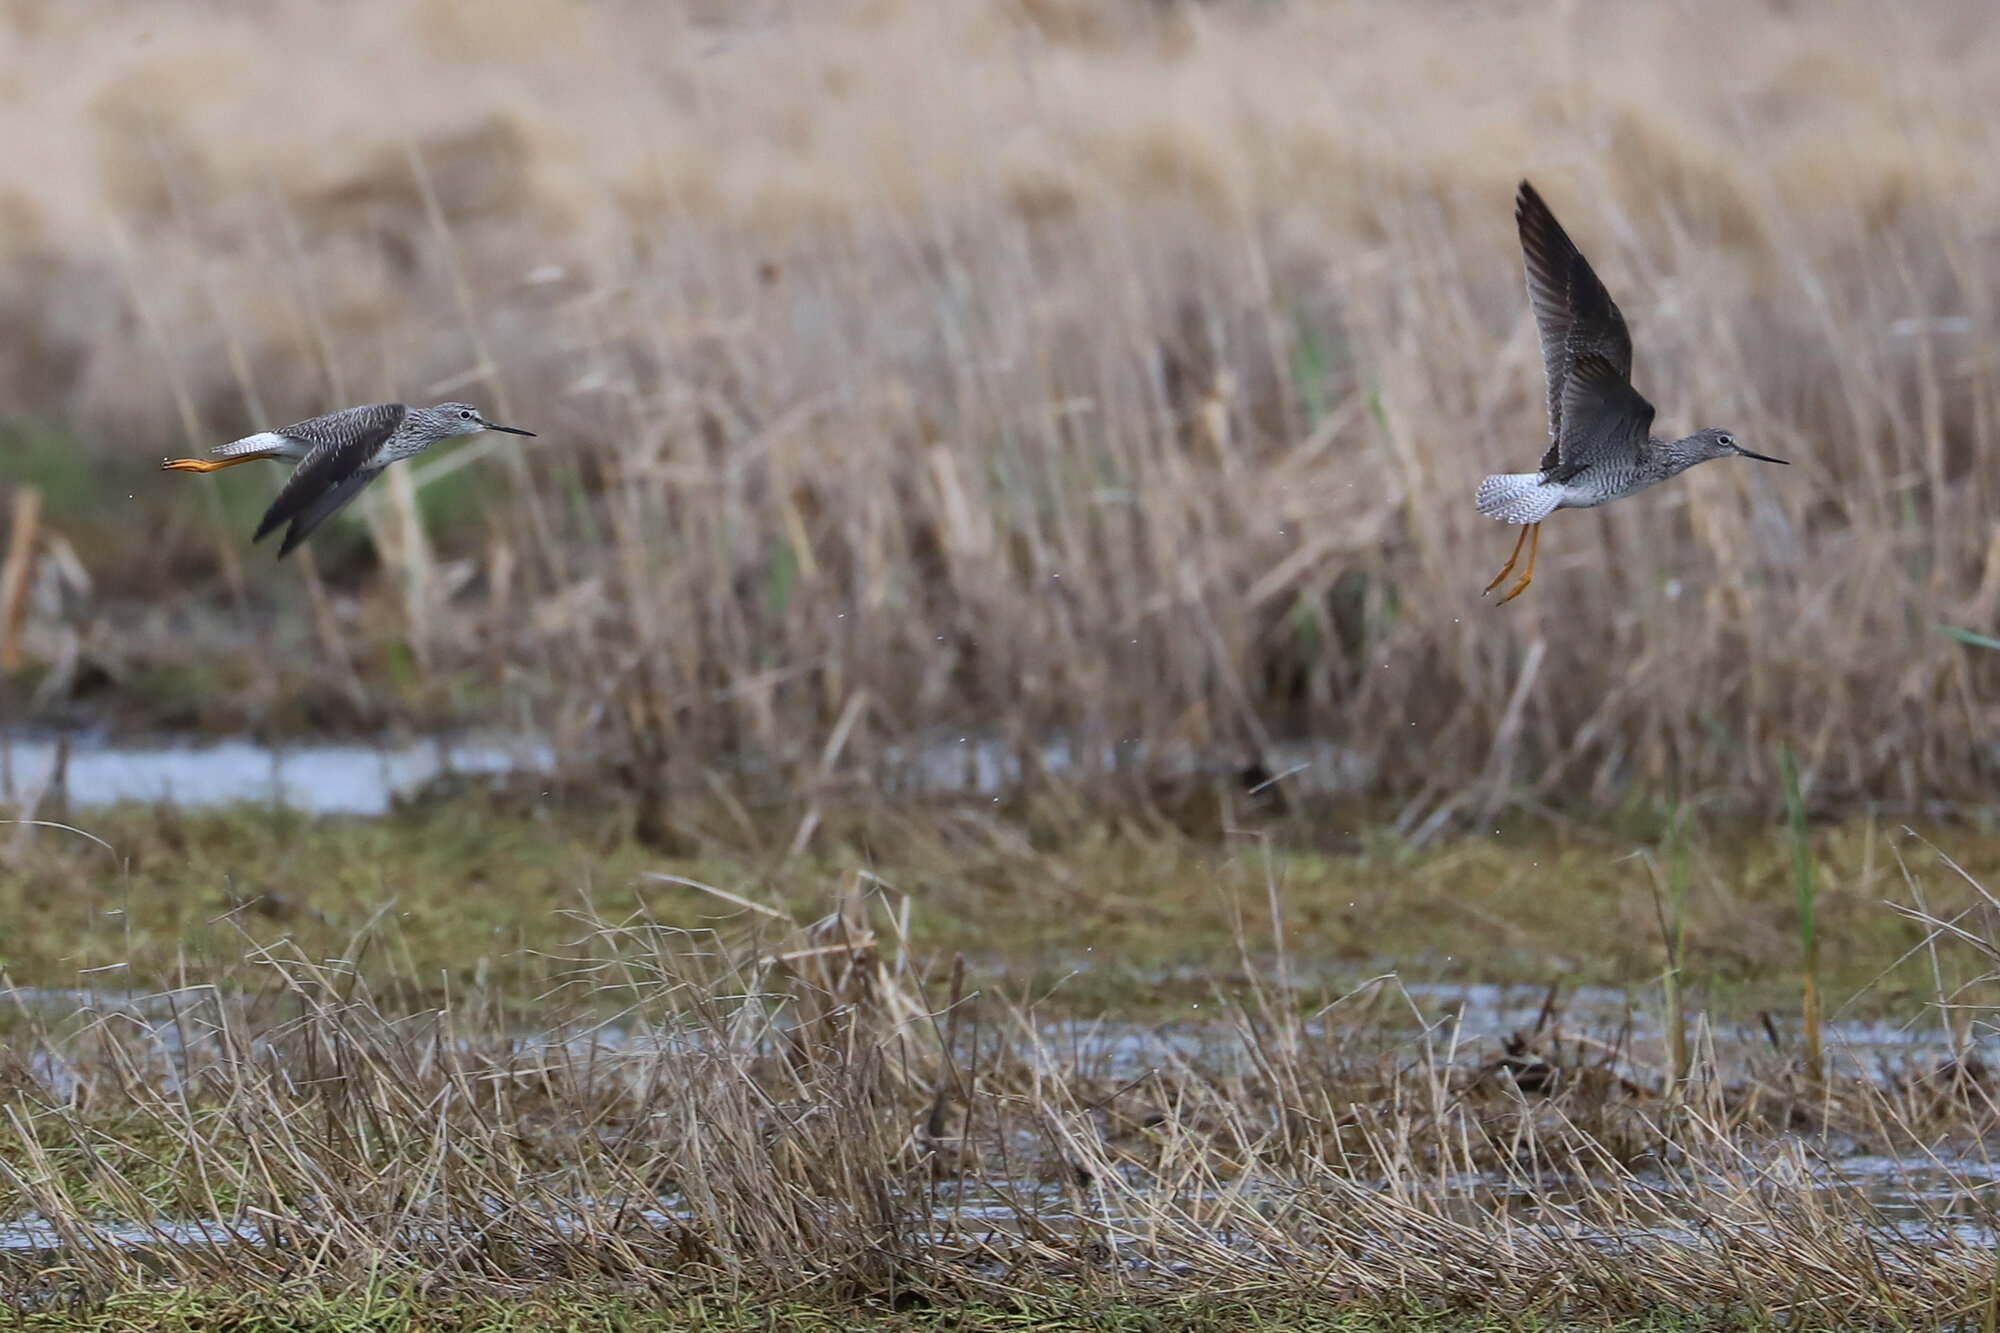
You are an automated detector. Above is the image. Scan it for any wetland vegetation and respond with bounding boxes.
[2,0,2000,1327]
[0,785,1996,1329]
[0,791,1989,1020]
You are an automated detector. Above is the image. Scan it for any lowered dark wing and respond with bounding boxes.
[1516,182,1636,472]
[1547,354,1654,483]
[253,405,404,551]
[275,466,385,557]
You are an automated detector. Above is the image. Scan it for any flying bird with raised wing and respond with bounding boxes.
[164,402,534,557]
[1476,181,1788,604]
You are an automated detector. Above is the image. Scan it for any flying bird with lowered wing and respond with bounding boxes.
[164,401,534,556]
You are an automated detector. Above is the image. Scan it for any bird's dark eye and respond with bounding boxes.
[461,410,473,419]
[1719,434,1733,446]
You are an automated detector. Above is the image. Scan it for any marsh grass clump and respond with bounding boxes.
[0,860,1995,1322]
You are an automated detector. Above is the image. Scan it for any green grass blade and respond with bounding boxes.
[1938,624,2000,652]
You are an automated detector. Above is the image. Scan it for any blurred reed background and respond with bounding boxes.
[0,0,1996,820]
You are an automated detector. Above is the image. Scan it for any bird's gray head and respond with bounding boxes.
[420,402,536,441]
[1688,428,1787,467]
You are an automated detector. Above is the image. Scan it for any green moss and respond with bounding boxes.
[0,797,1985,1021]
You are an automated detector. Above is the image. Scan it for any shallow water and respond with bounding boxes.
[0,1213,262,1252]
[0,733,553,816]
[1013,980,1997,1086]
[0,738,1986,1260]
[0,981,1994,1257]
[0,729,1376,817]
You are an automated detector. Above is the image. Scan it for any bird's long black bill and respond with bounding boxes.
[486,424,536,437]
[1738,448,1789,465]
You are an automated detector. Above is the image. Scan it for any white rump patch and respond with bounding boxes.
[1475,472,1564,524]
[212,431,292,459]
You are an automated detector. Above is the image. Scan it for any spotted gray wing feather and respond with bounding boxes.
[1516,182,1636,473]
[274,466,385,558]
[273,402,407,453]
[1548,354,1654,483]
[253,403,405,547]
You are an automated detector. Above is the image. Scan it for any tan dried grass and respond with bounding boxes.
[6,0,2000,806]
[0,875,1996,1318]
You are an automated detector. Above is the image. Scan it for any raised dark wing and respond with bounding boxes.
[275,467,384,557]
[253,404,404,549]
[1546,355,1654,482]
[1516,182,1636,471]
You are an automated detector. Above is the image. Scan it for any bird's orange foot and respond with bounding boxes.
[163,452,276,472]
[1492,523,1540,606]
[1484,522,1532,595]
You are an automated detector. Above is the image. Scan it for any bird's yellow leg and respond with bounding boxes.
[1496,523,1540,606]
[161,451,278,473]
[1484,522,1532,595]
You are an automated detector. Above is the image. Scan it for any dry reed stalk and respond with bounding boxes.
[0,900,1990,1317]
[0,488,38,674]
[192,222,372,717]
[380,460,436,673]
[102,216,255,635]
[5,1,2000,807]
[401,138,561,590]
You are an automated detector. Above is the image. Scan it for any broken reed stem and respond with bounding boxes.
[383,461,434,675]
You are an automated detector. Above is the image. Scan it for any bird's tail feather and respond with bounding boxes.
[1475,472,1562,524]
[211,431,289,460]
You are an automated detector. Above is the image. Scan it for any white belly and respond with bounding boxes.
[1559,471,1661,510]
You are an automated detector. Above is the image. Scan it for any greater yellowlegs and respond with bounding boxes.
[164,402,534,556]
[1477,182,1787,604]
